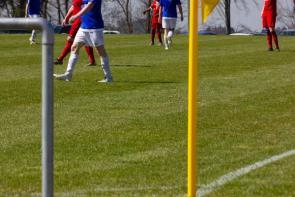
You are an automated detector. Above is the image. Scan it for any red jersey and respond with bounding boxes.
[67,0,83,37]
[150,0,160,24]
[262,0,277,16]
[72,0,82,15]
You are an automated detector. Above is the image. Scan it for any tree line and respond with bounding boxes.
[0,0,156,33]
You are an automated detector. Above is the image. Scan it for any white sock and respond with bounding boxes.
[164,34,168,48]
[66,53,79,76]
[31,30,36,40]
[100,56,112,79]
[167,30,173,39]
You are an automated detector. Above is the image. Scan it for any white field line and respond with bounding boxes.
[197,149,295,197]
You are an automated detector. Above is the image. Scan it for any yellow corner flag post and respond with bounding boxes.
[188,0,198,196]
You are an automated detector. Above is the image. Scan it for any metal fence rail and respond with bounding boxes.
[0,18,54,197]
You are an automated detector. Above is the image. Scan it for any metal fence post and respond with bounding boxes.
[0,18,54,197]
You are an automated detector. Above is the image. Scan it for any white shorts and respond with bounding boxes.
[29,14,40,18]
[74,28,104,47]
[162,18,177,30]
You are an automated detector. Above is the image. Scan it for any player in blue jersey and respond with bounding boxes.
[159,0,183,50]
[54,0,113,83]
[25,0,41,45]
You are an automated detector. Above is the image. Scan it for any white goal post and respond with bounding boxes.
[0,18,54,197]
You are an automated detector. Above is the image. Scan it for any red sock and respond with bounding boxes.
[267,32,273,49]
[58,40,73,61]
[157,25,162,43]
[151,29,156,44]
[84,46,95,64]
[271,31,279,49]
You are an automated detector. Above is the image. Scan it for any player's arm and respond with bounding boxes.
[62,5,74,25]
[177,4,183,21]
[143,7,151,15]
[69,1,95,23]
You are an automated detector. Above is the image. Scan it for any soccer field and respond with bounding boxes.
[0,34,294,196]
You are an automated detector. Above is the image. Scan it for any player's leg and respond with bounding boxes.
[54,29,85,81]
[266,28,273,51]
[55,35,74,64]
[54,42,84,81]
[163,28,169,50]
[28,15,39,45]
[271,30,279,51]
[269,16,279,51]
[151,23,156,46]
[89,29,113,82]
[162,18,169,50]
[66,42,84,75]
[167,28,174,46]
[156,23,163,45]
[55,23,80,64]
[262,15,273,51]
[84,46,96,66]
[167,18,177,47]
[96,45,113,82]
[29,30,37,44]
[151,29,156,46]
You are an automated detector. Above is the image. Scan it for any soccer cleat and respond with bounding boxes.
[85,62,97,66]
[53,73,72,81]
[54,59,63,65]
[268,48,274,51]
[275,48,280,52]
[165,45,169,50]
[158,42,163,46]
[97,77,113,83]
[150,42,154,46]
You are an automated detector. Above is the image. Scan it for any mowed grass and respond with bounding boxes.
[0,34,294,196]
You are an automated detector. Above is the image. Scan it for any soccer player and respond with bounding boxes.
[143,0,163,46]
[25,0,41,45]
[54,0,113,83]
[261,0,279,51]
[54,0,96,66]
[159,0,183,50]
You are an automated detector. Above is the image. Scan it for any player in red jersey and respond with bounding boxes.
[261,0,279,51]
[143,0,163,46]
[54,0,96,65]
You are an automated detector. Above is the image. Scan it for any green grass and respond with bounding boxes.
[0,34,295,196]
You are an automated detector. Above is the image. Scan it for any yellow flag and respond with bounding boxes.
[202,0,220,23]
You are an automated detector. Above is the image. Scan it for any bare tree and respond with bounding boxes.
[0,0,19,17]
[56,0,62,23]
[0,0,71,23]
[0,0,12,16]
[42,0,49,19]
[107,0,134,33]
[64,0,70,13]
[139,0,152,33]
[224,0,230,34]
[15,0,26,17]
[277,0,295,29]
